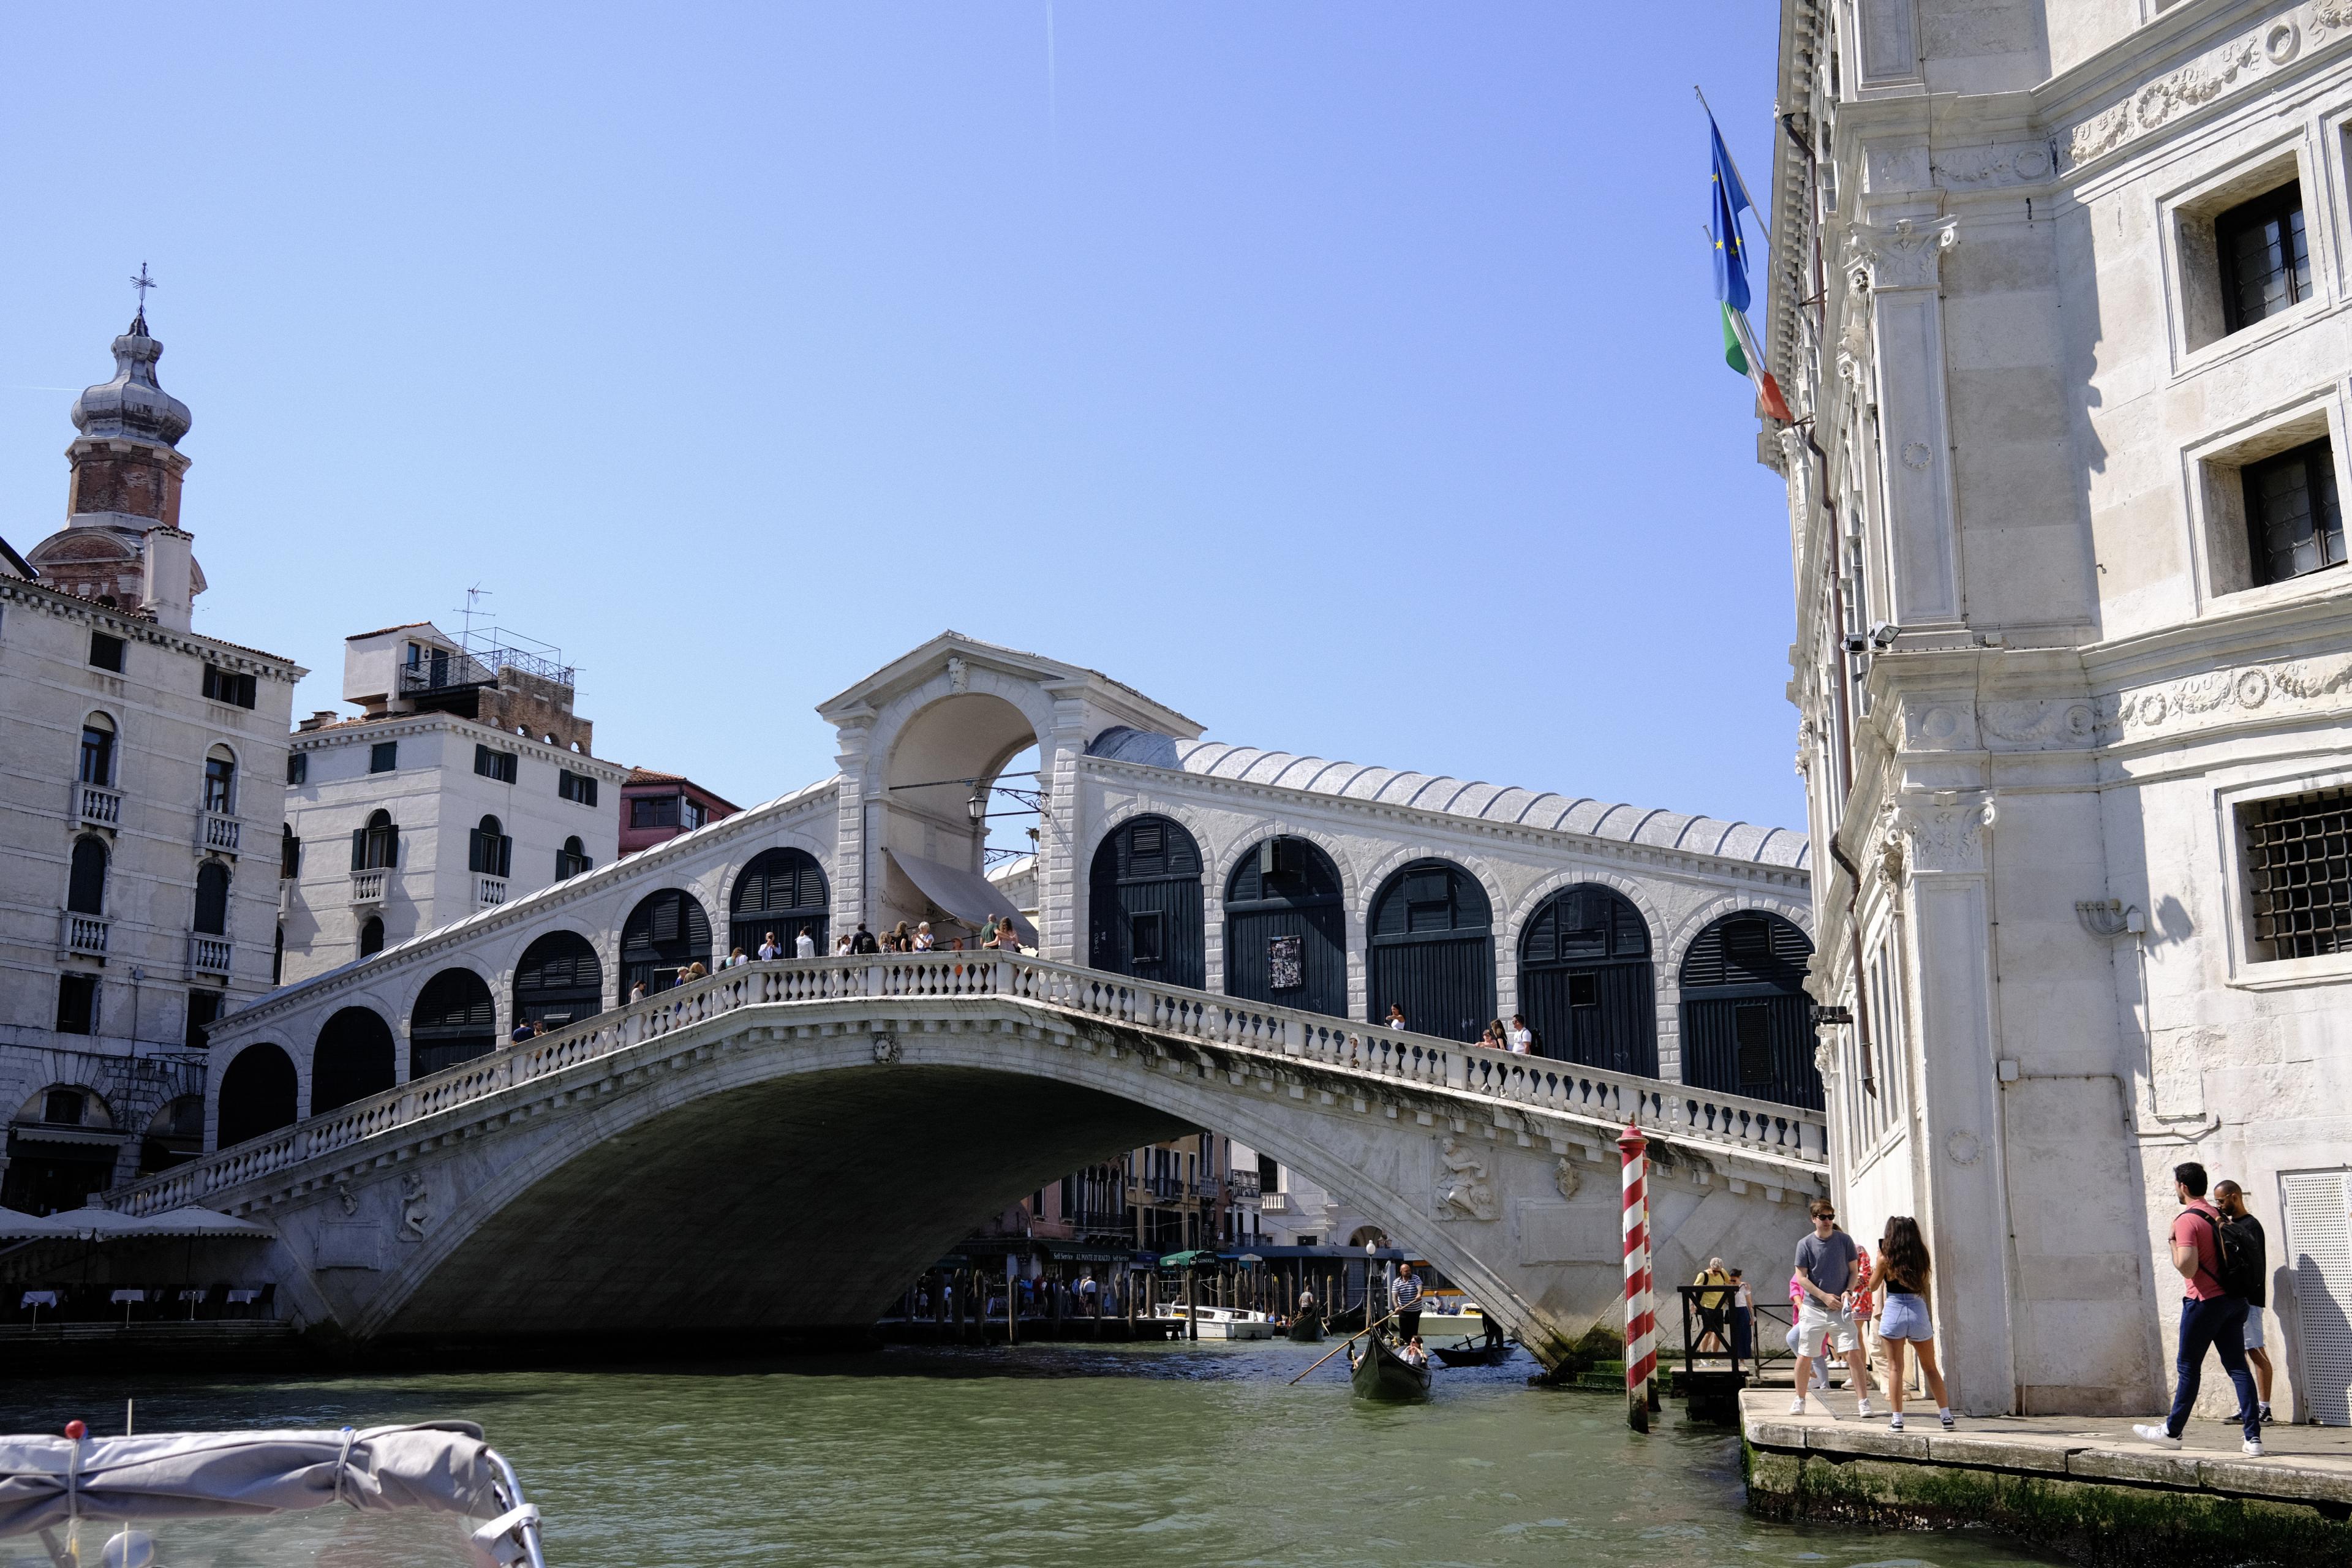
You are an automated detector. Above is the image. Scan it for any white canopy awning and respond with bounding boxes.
[0,1209,85,1242]
[0,1205,274,1242]
[888,850,1039,948]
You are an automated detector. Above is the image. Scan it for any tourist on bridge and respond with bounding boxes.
[851,924,880,954]
[758,932,781,961]
[1384,1003,1407,1030]
[2135,1163,2264,1456]
[1508,1014,1534,1054]
[835,934,853,955]
[1693,1257,1733,1354]
[1871,1218,1952,1432]
[2214,1181,2275,1427]
[796,927,816,958]
[1481,1020,1505,1051]
[993,921,1022,953]
[1790,1199,1874,1418]
[913,922,935,951]
[1393,1262,1423,1340]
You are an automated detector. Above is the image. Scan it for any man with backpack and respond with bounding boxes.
[2214,1180,2275,1427]
[2133,1161,2264,1456]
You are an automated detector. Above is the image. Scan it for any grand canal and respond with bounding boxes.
[2,1342,2056,1567]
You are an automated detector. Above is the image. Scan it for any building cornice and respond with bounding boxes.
[292,712,633,780]
[0,578,306,680]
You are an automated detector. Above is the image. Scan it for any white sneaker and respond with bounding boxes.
[1888,1413,1904,1431]
[1789,1396,1807,1415]
[1855,1399,1874,1419]
[2132,1423,2180,1449]
[2242,1439,2266,1458]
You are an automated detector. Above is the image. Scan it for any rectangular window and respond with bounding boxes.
[203,756,235,813]
[2218,183,2311,333]
[369,741,398,774]
[88,632,124,672]
[1130,910,1165,963]
[286,752,307,785]
[2242,786,2352,960]
[1568,971,1599,1008]
[685,800,708,829]
[281,827,301,879]
[56,973,97,1036]
[473,744,518,783]
[185,989,224,1050]
[79,725,113,786]
[2242,437,2346,586]
[631,795,679,829]
[202,666,257,709]
[559,769,598,806]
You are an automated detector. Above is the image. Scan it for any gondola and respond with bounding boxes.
[1430,1340,1513,1368]
[1348,1334,1433,1402]
[1287,1309,1323,1342]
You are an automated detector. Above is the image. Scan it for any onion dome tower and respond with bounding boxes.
[27,295,206,628]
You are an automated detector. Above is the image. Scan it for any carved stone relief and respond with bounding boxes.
[2108,655,2352,740]
[2062,2,2352,169]
[1980,699,2098,749]
[398,1173,433,1242]
[1434,1136,1498,1221]
[1846,218,1959,292]
[1880,794,1995,875]
[1934,142,2052,187]
[1553,1158,1581,1202]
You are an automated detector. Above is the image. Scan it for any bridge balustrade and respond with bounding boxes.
[114,951,1825,1216]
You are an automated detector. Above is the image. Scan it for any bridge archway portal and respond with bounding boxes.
[878,692,1039,941]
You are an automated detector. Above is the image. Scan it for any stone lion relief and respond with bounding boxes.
[1434,1136,1498,1221]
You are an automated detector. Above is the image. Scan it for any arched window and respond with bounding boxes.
[556,835,592,880]
[1679,911,1821,1109]
[1223,836,1346,1018]
[352,810,399,872]
[411,968,497,1078]
[216,1043,298,1148]
[469,814,513,878]
[203,745,236,814]
[1,1085,119,1214]
[78,715,115,786]
[311,1007,396,1115]
[192,860,230,935]
[1517,884,1657,1075]
[619,889,711,994]
[359,916,385,957]
[138,1095,206,1175]
[1088,816,1205,988]
[515,930,603,1028]
[66,836,108,916]
[729,848,829,956]
[1366,859,1494,1043]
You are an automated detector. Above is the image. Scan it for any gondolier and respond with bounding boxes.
[1393,1263,1424,1341]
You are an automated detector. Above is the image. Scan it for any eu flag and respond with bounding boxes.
[1709,114,1755,313]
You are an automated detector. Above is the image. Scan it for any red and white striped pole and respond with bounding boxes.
[1619,1121,1656,1433]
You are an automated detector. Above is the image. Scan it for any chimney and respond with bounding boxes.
[140,526,194,631]
[297,710,338,733]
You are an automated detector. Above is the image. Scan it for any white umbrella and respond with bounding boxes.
[0,1210,85,1241]
[134,1207,275,1240]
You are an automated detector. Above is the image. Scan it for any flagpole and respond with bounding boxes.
[1694,85,1772,241]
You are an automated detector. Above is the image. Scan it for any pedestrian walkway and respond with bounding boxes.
[1741,1389,2352,1568]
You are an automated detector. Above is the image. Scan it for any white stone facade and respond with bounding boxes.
[1768,0,2352,1421]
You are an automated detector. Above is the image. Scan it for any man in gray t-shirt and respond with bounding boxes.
[1790,1200,1874,1417]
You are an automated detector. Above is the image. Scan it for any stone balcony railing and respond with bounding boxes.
[201,813,240,855]
[476,876,508,910]
[75,783,122,829]
[187,933,232,975]
[107,951,1831,1216]
[350,870,387,906]
[62,912,108,958]
[1259,1191,1291,1214]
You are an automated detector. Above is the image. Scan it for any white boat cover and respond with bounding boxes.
[887,850,1041,947]
[0,1423,501,1537]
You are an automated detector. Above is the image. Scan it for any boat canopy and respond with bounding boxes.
[0,1423,502,1537]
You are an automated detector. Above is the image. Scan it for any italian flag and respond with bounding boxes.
[1721,301,1792,423]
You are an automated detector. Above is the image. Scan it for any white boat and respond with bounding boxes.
[0,1420,548,1567]
[1412,1297,1487,1332]
[1150,1303,1280,1340]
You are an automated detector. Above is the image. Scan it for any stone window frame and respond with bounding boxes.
[2177,385,2351,614]
[2159,130,2328,378]
[2214,761,2352,992]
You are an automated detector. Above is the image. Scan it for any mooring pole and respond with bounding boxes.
[1619,1121,1656,1433]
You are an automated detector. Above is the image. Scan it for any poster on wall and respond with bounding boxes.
[1269,933,1303,991]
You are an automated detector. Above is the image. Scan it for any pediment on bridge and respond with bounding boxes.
[816,631,1202,742]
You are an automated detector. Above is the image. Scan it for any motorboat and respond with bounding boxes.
[1412,1292,1488,1333]
[1430,1339,1515,1368]
[0,1419,548,1567]
[1150,1304,1279,1340]
[1348,1335,1433,1402]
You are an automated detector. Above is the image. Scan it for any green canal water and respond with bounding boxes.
[2,1341,2057,1567]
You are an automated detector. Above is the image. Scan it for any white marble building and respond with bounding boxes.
[0,312,301,1208]
[1766,0,2352,1422]
[278,622,628,986]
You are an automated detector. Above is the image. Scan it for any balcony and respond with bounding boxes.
[76,783,122,829]
[1226,1170,1262,1201]
[187,934,232,975]
[476,876,508,910]
[201,813,241,855]
[1259,1191,1291,1215]
[350,869,388,906]
[62,913,108,958]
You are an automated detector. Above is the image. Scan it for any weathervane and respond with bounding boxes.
[130,262,157,321]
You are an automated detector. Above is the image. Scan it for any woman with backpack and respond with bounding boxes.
[1873,1216,1953,1431]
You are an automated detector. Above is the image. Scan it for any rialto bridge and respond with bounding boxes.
[110,633,1826,1361]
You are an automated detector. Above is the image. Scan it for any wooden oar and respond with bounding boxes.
[1288,1308,1400,1384]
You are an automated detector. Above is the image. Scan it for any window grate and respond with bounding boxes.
[2243,786,2352,960]
[2218,182,2311,333]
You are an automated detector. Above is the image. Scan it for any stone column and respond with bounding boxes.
[829,709,875,939]
[1848,217,1964,631]
[1036,687,1089,963]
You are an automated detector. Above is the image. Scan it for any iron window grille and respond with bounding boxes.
[474,745,518,783]
[87,633,124,672]
[559,770,598,807]
[369,741,399,774]
[201,666,257,709]
[2218,183,2311,333]
[2242,786,2352,960]
[2242,437,2345,586]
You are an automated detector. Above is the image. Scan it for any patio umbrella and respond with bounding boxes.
[134,1207,275,1240]
[0,1210,86,1241]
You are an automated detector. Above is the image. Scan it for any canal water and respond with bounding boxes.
[2,1341,2056,1567]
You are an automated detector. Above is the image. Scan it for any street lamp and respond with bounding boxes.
[967,791,987,825]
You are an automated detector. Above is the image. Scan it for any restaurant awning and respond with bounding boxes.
[888,850,1040,948]
[0,1204,275,1242]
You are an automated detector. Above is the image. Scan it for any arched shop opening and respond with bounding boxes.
[1088,815,1205,989]
[1366,859,1494,1044]
[411,968,499,1078]
[1517,883,1657,1074]
[620,889,711,994]
[1223,836,1346,1018]
[514,930,605,1030]
[1679,911,1822,1109]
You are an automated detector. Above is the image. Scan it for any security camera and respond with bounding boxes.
[1868,622,1902,650]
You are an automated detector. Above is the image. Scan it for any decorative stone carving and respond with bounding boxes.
[872,1033,900,1064]
[1897,698,1976,753]
[1435,1136,1498,1221]
[1553,1158,1581,1202]
[1899,440,1932,470]
[398,1174,432,1242]
[946,656,968,693]
[1946,1129,1983,1168]
[2111,655,2352,738]
[1846,217,1958,292]
[336,1182,358,1218]
[1881,794,1994,875]
[1935,142,2052,187]
[2059,1,2352,167]
[1980,699,2097,749]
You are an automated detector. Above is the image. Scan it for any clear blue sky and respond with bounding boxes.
[1,6,1798,832]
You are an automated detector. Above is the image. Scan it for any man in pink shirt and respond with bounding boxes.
[2133,1161,2262,1456]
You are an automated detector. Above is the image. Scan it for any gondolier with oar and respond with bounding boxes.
[1392,1262,1424,1341]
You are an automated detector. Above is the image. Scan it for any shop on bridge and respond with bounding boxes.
[1676,911,1822,1110]
[1088,815,1205,990]
[1517,883,1657,1076]
[1366,858,1494,1044]
[1221,836,1347,1018]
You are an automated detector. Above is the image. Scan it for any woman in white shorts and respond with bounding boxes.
[1875,1215,1953,1431]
